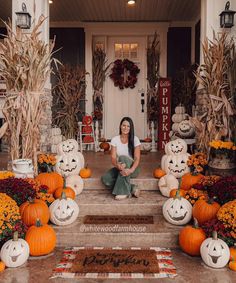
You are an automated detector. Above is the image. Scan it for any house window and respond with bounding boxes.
[114,43,138,59]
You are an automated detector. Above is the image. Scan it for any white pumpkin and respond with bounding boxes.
[171,123,179,132]
[175,104,186,114]
[158,174,179,197]
[200,231,230,269]
[164,138,188,156]
[162,194,192,225]
[57,139,80,155]
[177,119,195,138]
[55,152,84,177]
[51,127,61,136]
[0,232,29,268]
[49,193,79,226]
[172,113,186,123]
[66,174,84,195]
[162,154,190,178]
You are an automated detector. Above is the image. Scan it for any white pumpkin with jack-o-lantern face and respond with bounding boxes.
[165,139,188,155]
[162,154,190,178]
[162,193,192,225]
[49,192,79,226]
[56,152,84,177]
[0,232,29,267]
[177,120,195,138]
[57,139,79,155]
[200,231,230,269]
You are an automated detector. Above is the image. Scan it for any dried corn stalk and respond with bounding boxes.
[0,17,57,170]
[193,31,236,157]
[53,65,87,139]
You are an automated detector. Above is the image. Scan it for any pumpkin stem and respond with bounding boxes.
[60,191,67,199]
[175,177,182,200]
[193,218,199,229]
[28,197,34,203]
[35,218,42,227]
[13,231,18,241]
[207,197,216,204]
[212,231,218,240]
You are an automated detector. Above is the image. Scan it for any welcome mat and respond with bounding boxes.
[83,215,154,224]
[51,247,177,279]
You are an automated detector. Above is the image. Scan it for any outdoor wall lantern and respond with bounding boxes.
[15,2,31,29]
[219,1,236,28]
[127,0,136,6]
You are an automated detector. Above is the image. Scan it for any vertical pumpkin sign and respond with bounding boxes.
[158,78,171,150]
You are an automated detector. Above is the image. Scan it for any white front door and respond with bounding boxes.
[104,36,147,140]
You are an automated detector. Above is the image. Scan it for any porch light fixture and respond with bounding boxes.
[219,1,236,28]
[127,0,136,6]
[15,2,31,29]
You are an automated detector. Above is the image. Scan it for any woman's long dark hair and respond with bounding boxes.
[119,116,135,158]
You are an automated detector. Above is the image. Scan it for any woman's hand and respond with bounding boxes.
[120,168,133,176]
[117,162,126,171]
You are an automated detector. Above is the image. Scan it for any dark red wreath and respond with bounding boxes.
[109,59,140,90]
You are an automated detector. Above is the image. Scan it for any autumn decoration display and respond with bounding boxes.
[109,59,140,90]
[36,172,63,194]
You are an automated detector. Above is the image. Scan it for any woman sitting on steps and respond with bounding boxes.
[101,116,141,200]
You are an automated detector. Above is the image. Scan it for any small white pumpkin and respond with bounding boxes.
[171,123,179,132]
[163,154,190,178]
[175,104,186,114]
[162,193,192,225]
[57,139,79,155]
[49,192,79,226]
[177,119,195,138]
[0,232,29,268]
[55,152,84,177]
[164,138,188,156]
[171,113,186,123]
[158,174,179,197]
[200,231,230,269]
[66,174,84,195]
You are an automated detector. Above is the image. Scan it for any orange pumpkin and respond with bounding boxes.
[79,166,92,178]
[230,245,236,261]
[25,219,56,256]
[0,261,5,272]
[36,172,63,194]
[180,172,204,191]
[54,186,75,199]
[229,258,236,271]
[153,168,166,179]
[192,198,221,225]
[20,198,50,226]
[169,188,186,198]
[99,142,110,152]
[179,218,206,256]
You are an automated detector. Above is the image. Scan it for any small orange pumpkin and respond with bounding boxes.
[36,172,63,194]
[153,168,166,179]
[179,218,206,256]
[169,188,186,198]
[54,186,75,199]
[229,258,236,271]
[20,198,50,226]
[230,244,236,261]
[0,261,5,272]
[180,172,204,191]
[99,142,110,152]
[25,219,56,256]
[79,166,92,178]
[192,198,221,225]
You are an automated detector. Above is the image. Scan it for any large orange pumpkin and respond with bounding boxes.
[180,173,204,191]
[179,218,206,256]
[54,186,75,199]
[229,259,236,271]
[36,172,63,194]
[79,166,92,178]
[25,219,56,256]
[20,198,50,226]
[192,198,221,225]
[153,168,166,179]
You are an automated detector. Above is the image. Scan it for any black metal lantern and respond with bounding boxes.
[15,2,31,29]
[219,1,236,28]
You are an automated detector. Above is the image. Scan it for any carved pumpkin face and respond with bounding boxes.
[0,236,29,267]
[177,120,195,138]
[49,197,79,226]
[200,235,230,268]
[56,153,84,177]
[57,139,79,155]
[164,154,190,178]
[163,197,192,225]
[165,139,188,155]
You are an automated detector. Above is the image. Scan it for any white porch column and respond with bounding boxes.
[200,0,236,63]
[12,0,52,152]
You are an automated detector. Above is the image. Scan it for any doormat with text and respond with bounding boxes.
[83,215,154,224]
[51,247,177,279]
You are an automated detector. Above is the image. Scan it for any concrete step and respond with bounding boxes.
[84,177,158,191]
[76,190,165,215]
[53,215,181,248]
